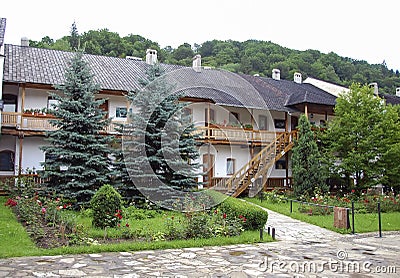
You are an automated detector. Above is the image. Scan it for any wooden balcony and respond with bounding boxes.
[195,125,279,144]
[1,112,126,134]
[2,112,284,142]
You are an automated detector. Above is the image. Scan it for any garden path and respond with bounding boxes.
[0,208,399,277]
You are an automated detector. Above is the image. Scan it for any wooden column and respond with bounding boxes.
[21,85,26,113]
[18,133,24,176]
[304,104,308,119]
[285,112,288,132]
[285,152,289,187]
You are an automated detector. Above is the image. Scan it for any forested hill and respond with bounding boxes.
[29,28,400,95]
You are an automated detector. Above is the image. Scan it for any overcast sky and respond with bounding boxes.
[2,0,399,71]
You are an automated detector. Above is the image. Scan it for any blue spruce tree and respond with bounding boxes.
[41,51,112,207]
[122,64,200,207]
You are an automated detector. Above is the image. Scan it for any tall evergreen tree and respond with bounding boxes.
[41,52,112,207]
[122,64,200,207]
[68,21,80,51]
[110,127,145,205]
[292,114,327,197]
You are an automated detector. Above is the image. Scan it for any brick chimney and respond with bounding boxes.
[272,69,280,80]
[192,54,201,72]
[146,49,157,65]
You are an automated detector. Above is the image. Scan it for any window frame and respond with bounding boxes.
[226,158,236,175]
[0,150,15,172]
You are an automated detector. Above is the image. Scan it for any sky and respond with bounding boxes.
[2,0,399,71]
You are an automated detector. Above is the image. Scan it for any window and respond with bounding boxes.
[3,94,17,112]
[116,107,127,118]
[47,97,59,110]
[274,119,286,129]
[229,112,240,125]
[275,157,286,169]
[259,115,268,130]
[226,158,236,175]
[0,150,15,171]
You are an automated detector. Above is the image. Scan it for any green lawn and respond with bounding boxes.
[0,197,272,258]
[246,198,400,234]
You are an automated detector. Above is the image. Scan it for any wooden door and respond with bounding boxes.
[203,154,214,187]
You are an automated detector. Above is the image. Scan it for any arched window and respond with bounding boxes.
[0,150,15,171]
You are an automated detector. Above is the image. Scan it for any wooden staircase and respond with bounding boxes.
[212,131,297,197]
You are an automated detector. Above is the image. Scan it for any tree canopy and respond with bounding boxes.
[324,83,400,192]
[29,27,400,95]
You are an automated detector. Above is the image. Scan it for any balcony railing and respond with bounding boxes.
[195,125,277,143]
[1,112,126,134]
[2,112,282,142]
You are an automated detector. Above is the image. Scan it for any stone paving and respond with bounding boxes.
[0,208,399,277]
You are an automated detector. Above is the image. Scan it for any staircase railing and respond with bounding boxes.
[212,130,297,197]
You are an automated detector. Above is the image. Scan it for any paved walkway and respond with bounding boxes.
[0,209,399,277]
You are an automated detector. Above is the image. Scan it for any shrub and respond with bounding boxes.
[215,193,268,230]
[90,184,123,229]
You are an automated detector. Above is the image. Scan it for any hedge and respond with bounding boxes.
[208,190,268,230]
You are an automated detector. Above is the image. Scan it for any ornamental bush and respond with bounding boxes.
[90,184,123,229]
[211,191,268,230]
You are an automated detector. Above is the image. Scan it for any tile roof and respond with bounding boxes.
[165,68,269,109]
[380,93,400,105]
[238,74,294,112]
[3,44,338,111]
[0,18,6,48]
[3,44,181,92]
[256,77,337,107]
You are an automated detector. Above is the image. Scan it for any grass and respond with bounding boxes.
[0,197,273,258]
[246,197,400,234]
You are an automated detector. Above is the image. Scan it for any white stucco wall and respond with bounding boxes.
[198,144,251,178]
[22,88,50,111]
[97,94,128,120]
[20,137,48,172]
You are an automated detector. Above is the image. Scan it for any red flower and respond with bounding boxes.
[5,198,17,207]
[223,213,227,219]
[243,217,247,223]
[351,189,355,193]
[125,223,130,227]
[114,210,123,219]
